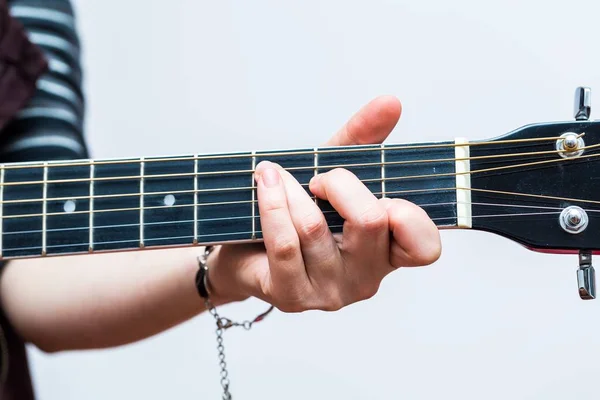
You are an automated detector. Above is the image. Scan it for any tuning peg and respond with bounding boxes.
[577,251,596,300]
[574,87,591,121]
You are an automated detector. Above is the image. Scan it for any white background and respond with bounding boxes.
[26,1,600,399]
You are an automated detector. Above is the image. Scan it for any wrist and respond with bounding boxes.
[202,246,250,305]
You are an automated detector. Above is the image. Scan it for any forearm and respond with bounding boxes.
[0,246,234,353]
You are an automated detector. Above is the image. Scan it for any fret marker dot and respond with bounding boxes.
[63,200,76,213]
[164,194,176,207]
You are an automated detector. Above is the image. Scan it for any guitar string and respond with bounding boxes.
[0,133,583,171]
[2,142,599,211]
[4,201,600,238]
[4,175,600,222]
[3,188,454,219]
[2,148,600,221]
[0,211,576,253]
[3,165,600,221]
[0,139,594,189]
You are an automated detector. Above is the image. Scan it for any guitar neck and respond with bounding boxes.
[1,139,470,259]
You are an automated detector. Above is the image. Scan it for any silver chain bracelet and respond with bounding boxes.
[197,246,274,399]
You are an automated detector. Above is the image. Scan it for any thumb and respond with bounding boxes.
[324,95,402,147]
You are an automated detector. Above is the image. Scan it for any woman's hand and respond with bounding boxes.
[207,95,441,311]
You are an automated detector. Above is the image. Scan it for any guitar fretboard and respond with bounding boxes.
[1,141,463,259]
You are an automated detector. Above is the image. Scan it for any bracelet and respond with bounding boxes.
[196,245,274,399]
[195,246,214,299]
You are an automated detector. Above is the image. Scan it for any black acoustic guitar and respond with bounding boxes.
[3,87,598,299]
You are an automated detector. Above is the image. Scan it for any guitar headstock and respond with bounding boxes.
[470,87,599,300]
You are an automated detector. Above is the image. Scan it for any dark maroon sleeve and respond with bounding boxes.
[0,303,36,400]
[0,1,49,398]
[0,0,47,130]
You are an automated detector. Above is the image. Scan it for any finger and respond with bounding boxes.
[324,95,402,147]
[254,161,309,294]
[381,198,442,268]
[274,165,341,277]
[309,168,390,273]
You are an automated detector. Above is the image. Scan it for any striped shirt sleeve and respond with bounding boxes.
[0,0,88,163]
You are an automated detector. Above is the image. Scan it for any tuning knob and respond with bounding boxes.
[574,87,591,121]
[577,251,596,300]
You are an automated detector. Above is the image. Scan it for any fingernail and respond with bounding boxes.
[261,167,280,188]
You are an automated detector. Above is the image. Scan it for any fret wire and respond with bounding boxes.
[89,162,94,252]
[193,154,198,244]
[0,143,593,188]
[42,162,48,256]
[0,165,4,258]
[0,133,578,171]
[251,151,256,240]
[380,144,386,198]
[139,157,145,248]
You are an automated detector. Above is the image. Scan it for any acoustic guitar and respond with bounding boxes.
[2,87,597,300]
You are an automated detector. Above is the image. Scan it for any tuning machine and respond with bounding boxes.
[572,87,596,300]
[577,251,596,300]
[574,86,591,121]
